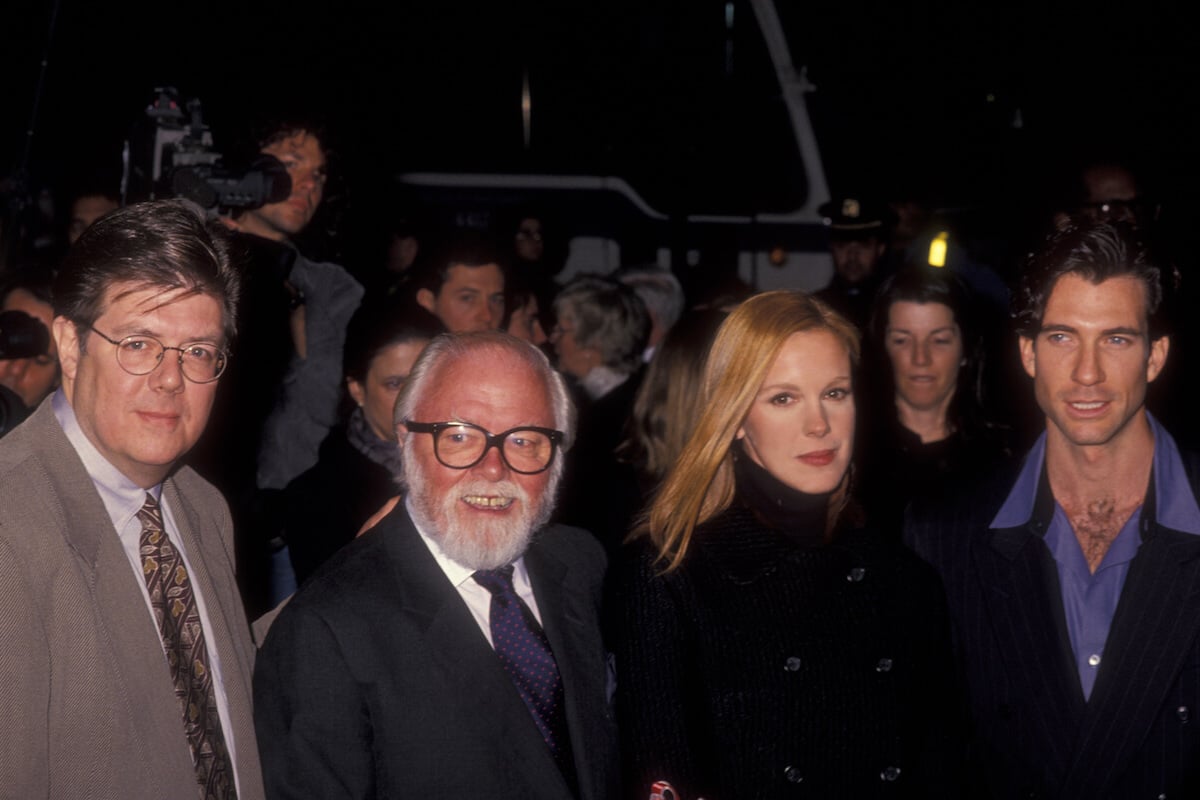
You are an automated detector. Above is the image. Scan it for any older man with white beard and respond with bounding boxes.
[252,331,618,800]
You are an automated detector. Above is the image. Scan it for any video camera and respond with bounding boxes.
[122,88,292,211]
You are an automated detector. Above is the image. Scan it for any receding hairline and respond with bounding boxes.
[411,341,555,419]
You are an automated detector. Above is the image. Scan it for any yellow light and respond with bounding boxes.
[928,231,949,268]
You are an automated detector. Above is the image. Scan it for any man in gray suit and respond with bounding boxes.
[254,331,618,799]
[0,200,263,798]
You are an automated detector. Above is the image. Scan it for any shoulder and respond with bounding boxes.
[289,255,363,297]
[0,399,61,476]
[289,524,393,611]
[902,462,1021,560]
[531,523,607,582]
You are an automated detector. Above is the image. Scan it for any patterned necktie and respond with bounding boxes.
[473,565,573,773]
[137,493,237,800]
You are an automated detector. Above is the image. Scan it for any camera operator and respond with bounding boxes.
[192,116,362,616]
[0,274,59,437]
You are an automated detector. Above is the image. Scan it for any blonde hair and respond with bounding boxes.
[644,291,860,571]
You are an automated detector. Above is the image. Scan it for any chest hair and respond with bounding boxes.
[1064,496,1140,573]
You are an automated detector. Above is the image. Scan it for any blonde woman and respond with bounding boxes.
[610,291,960,799]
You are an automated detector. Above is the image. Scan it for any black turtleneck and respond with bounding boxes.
[733,442,831,548]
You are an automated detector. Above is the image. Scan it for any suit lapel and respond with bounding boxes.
[1062,528,1200,795]
[526,537,607,800]
[380,510,571,797]
[973,523,1085,783]
[164,476,263,792]
[35,406,196,787]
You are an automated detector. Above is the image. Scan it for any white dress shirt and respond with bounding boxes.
[52,390,241,794]
[407,497,545,646]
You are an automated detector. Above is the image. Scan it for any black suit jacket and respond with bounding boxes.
[253,503,619,799]
[905,454,1200,798]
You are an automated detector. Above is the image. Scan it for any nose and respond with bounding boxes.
[0,358,26,384]
[1071,341,1105,386]
[913,339,932,367]
[471,441,511,481]
[804,400,831,437]
[149,351,186,393]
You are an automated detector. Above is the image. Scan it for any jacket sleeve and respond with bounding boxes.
[253,601,375,799]
[0,536,51,797]
[609,549,712,800]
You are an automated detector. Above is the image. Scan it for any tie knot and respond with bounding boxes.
[138,492,164,529]
[472,564,517,596]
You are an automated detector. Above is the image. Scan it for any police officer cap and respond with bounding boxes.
[818,195,892,234]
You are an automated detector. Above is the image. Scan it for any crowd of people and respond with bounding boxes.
[2,115,1200,800]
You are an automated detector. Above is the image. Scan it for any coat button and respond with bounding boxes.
[1177,705,1190,723]
[783,765,803,783]
[784,656,802,672]
[880,765,901,781]
[847,567,866,582]
[875,657,893,673]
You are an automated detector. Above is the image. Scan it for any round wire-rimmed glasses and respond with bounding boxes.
[405,420,564,474]
[89,326,229,384]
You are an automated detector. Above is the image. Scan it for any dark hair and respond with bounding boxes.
[343,301,445,383]
[0,271,54,308]
[53,199,240,344]
[1013,218,1168,340]
[252,114,330,159]
[412,233,508,296]
[869,265,987,436]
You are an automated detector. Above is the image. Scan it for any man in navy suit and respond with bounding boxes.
[906,218,1200,798]
[253,330,618,799]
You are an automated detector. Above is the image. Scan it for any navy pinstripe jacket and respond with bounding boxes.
[905,443,1200,798]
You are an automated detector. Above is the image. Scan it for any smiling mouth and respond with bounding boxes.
[1068,399,1109,410]
[462,495,514,510]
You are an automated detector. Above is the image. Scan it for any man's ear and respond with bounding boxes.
[1147,335,1170,383]
[395,420,410,451]
[416,288,436,315]
[1019,335,1036,379]
[52,316,81,383]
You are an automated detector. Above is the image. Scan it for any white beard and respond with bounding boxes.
[403,456,559,570]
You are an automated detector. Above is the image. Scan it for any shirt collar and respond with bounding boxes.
[990,413,1200,535]
[53,388,161,532]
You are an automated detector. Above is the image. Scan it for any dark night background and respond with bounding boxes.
[4,0,1199,269]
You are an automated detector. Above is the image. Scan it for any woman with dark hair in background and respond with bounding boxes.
[857,266,1012,532]
[503,272,549,346]
[283,301,443,583]
[610,291,960,799]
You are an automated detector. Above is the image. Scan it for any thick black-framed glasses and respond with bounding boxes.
[405,420,564,475]
[89,326,229,384]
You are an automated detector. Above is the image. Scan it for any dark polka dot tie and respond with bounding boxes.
[473,565,572,773]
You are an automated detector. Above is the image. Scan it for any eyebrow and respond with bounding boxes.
[112,324,223,343]
[758,376,853,393]
[1040,323,1144,337]
[886,325,957,336]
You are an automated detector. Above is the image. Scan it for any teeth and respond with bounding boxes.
[463,495,514,509]
[1071,402,1104,410]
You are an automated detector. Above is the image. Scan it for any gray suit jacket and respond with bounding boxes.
[0,400,265,799]
[253,503,620,800]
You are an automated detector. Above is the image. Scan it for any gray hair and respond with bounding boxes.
[394,330,576,453]
[616,265,685,333]
[553,275,650,375]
